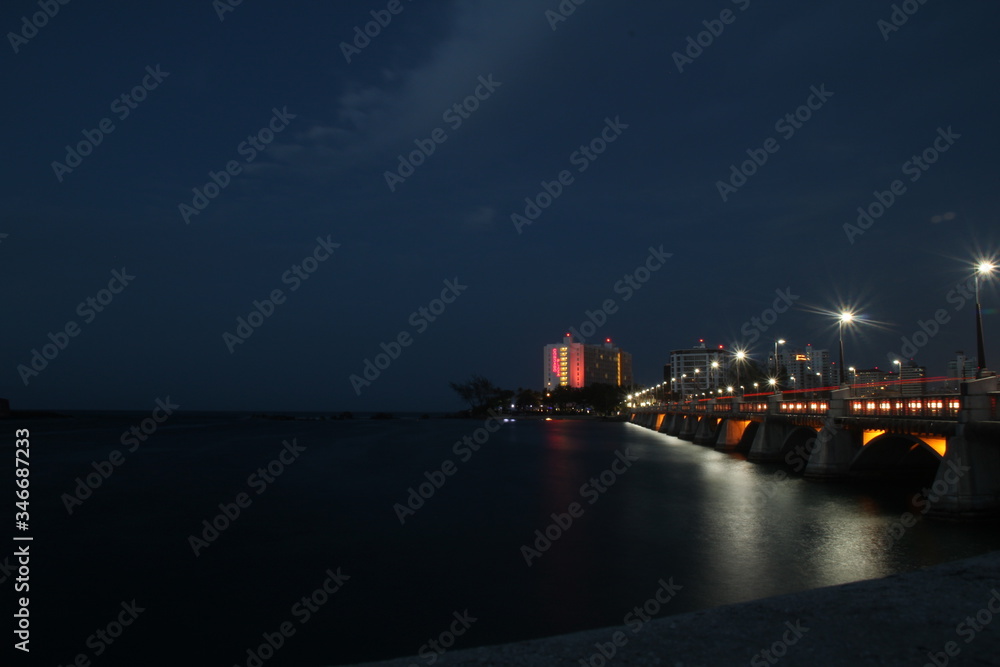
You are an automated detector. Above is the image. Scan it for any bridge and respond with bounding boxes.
[628,376,1000,519]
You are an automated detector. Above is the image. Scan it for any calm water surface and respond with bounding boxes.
[18,415,1000,665]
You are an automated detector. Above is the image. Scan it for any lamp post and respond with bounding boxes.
[711,360,719,392]
[681,373,687,400]
[848,366,855,398]
[734,350,746,396]
[975,261,996,378]
[694,368,700,395]
[894,359,903,396]
[768,377,778,395]
[838,312,854,387]
[773,339,785,379]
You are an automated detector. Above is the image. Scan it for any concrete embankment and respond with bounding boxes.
[346,549,1000,666]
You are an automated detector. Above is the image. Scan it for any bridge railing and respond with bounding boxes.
[776,401,829,416]
[845,396,960,418]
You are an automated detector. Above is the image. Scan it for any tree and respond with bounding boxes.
[449,374,503,415]
[580,383,626,415]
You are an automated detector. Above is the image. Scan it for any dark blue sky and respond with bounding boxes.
[3,1,999,411]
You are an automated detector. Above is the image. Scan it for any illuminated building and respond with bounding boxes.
[777,344,833,390]
[668,340,725,395]
[543,334,633,389]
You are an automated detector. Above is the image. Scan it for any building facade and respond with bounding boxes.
[668,341,726,396]
[543,334,633,390]
[777,344,834,390]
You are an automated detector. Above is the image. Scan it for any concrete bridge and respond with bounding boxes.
[628,376,1000,519]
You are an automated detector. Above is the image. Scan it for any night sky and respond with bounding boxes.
[3,1,999,412]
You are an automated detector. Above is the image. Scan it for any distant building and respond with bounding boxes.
[948,351,976,383]
[668,341,726,396]
[543,334,633,390]
[778,344,833,390]
[900,363,927,396]
[853,368,891,395]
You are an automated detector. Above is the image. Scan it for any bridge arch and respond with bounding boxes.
[849,432,944,477]
[778,425,821,469]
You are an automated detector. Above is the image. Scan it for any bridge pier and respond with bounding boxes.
[804,389,860,479]
[693,416,720,445]
[748,417,794,462]
[678,414,699,441]
[666,413,684,436]
[930,376,1000,519]
[715,418,749,452]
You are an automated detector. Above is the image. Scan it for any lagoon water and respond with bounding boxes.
[21,414,1000,665]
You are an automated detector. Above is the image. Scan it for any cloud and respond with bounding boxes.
[930,212,957,224]
[265,0,545,177]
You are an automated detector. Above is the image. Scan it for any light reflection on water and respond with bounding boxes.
[28,415,1000,665]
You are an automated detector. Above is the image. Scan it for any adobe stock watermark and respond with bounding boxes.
[877,0,929,42]
[716,84,833,202]
[17,268,135,386]
[349,277,467,395]
[521,448,638,566]
[843,126,960,244]
[222,235,339,353]
[884,273,976,365]
[578,578,682,666]
[384,74,502,192]
[881,459,969,549]
[340,0,414,63]
[393,410,503,524]
[187,438,306,556]
[60,397,179,515]
[179,106,297,224]
[738,287,800,345]
[213,0,245,22]
[750,620,809,666]
[672,0,751,73]
[411,610,478,665]
[511,116,628,234]
[52,600,145,664]
[51,65,170,183]
[231,567,350,667]
[7,0,72,54]
[545,0,588,31]
[567,245,672,342]
[923,587,1000,667]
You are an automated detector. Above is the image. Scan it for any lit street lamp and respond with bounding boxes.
[838,312,854,386]
[975,261,996,378]
[894,359,903,396]
[733,349,747,395]
[773,339,785,379]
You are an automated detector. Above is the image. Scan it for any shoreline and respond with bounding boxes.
[344,549,1000,666]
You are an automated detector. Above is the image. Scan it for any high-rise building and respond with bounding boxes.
[543,334,633,390]
[668,341,726,396]
[777,344,833,390]
[900,363,927,396]
[948,351,976,383]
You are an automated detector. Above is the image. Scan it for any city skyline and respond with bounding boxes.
[2,1,999,412]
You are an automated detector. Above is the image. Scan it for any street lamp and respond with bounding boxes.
[838,312,854,386]
[975,261,996,378]
[773,339,785,379]
[733,349,747,395]
[894,359,903,396]
[768,377,778,395]
[711,360,720,391]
